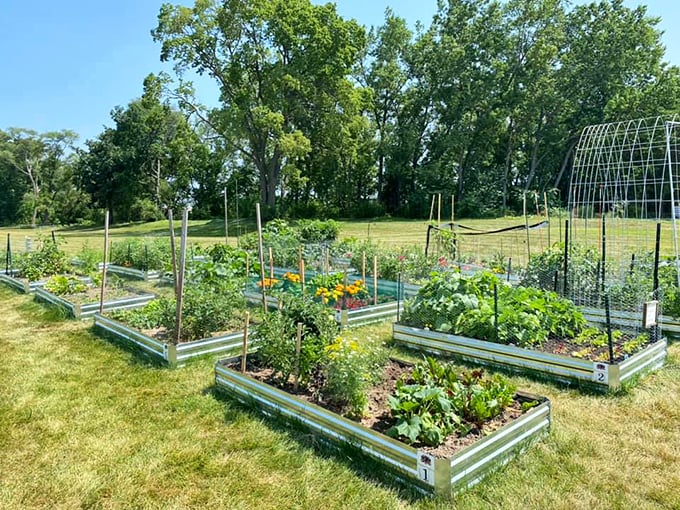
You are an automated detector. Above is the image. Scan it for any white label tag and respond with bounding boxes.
[592,362,609,384]
[417,452,436,486]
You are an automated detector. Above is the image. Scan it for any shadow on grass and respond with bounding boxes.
[89,324,170,370]
[207,382,431,503]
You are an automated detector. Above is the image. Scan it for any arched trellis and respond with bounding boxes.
[567,115,680,317]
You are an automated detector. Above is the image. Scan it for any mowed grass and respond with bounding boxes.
[1,213,676,268]
[1,287,679,509]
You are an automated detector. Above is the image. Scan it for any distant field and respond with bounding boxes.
[1,213,677,268]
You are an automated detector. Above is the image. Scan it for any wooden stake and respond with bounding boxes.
[428,195,435,222]
[361,251,366,282]
[544,192,551,246]
[268,246,274,280]
[523,193,531,263]
[300,258,306,295]
[241,312,250,374]
[451,195,455,228]
[256,204,267,314]
[224,188,229,245]
[175,208,189,344]
[294,322,303,390]
[373,255,378,306]
[168,209,178,297]
[325,247,330,275]
[98,210,110,314]
[437,193,441,226]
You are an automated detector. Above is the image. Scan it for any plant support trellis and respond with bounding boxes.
[567,115,680,339]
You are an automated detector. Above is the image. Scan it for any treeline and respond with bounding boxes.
[2,0,680,226]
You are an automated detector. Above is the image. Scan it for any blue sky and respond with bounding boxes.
[1,0,678,144]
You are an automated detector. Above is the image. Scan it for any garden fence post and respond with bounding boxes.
[224,188,229,245]
[373,256,378,306]
[507,257,512,282]
[5,233,10,275]
[174,208,189,344]
[605,294,614,364]
[652,222,661,343]
[255,203,268,314]
[494,283,499,342]
[294,322,302,390]
[241,312,250,374]
[397,272,402,323]
[563,220,569,295]
[168,210,178,296]
[99,210,110,314]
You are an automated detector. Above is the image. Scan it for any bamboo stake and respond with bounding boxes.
[256,204,267,314]
[428,195,435,222]
[224,188,229,245]
[241,312,250,374]
[268,246,274,280]
[294,322,303,390]
[175,208,189,344]
[361,251,366,282]
[437,193,441,225]
[373,255,378,306]
[98,210,110,314]
[168,209,178,297]
[301,258,306,295]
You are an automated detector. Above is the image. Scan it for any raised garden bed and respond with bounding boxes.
[0,273,48,293]
[34,286,155,319]
[99,263,162,281]
[93,314,247,367]
[214,356,551,496]
[393,323,667,390]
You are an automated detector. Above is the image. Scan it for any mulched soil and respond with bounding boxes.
[227,358,533,459]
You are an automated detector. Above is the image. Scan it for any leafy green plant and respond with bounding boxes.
[109,238,172,271]
[254,296,339,387]
[387,359,516,446]
[44,275,87,296]
[322,335,387,418]
[17,237,70,281]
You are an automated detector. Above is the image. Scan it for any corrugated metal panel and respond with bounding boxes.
[214,361,551,496]
[93,314,166,357]
[393,324,667,390]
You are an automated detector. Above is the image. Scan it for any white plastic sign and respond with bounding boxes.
[417,452,436,486]
[592,362,609,384]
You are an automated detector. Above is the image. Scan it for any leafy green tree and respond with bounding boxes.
[152,0,366,212]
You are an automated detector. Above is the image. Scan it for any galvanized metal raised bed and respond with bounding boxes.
[393,323,667,390]
[98,263,162,281]
[244,290,401,328]
[580,306,680,341]
[214,357,551,496]
[93,313,247,367]
[34,288,155,319]
[0,273,47,293]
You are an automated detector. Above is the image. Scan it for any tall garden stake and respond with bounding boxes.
[373,256,378,306]
[361,251,366,282]
[544,191,551,246]
[268,246,274,280]
[5,233,11,275]
[174,208,189,344]
[98,210,110,314]
[224,188,229,245]
[255,203,267,314]
[241,312,250,374]
[523,193,531,263]
[652,222,661,341]
[563,220,569,296]
[294,322,303,390]
[605,294,614,364]
[168,210,178,296]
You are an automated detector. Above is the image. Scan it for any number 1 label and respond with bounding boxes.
[417,452,435,486]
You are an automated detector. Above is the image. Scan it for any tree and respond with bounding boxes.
[0,128,78,226]
[152,0,366,211]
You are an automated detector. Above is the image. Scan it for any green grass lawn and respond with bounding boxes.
[1,287,679,509]
[2,214,676,270]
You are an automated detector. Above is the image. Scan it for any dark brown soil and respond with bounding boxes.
[227,358,535,458]
[540,334,644,363]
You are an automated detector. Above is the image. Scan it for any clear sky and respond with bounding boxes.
[1,0,678,145]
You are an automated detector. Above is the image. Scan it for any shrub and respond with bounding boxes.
[44,275,87,296]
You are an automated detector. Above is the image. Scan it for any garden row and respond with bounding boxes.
[1,223,673,498]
